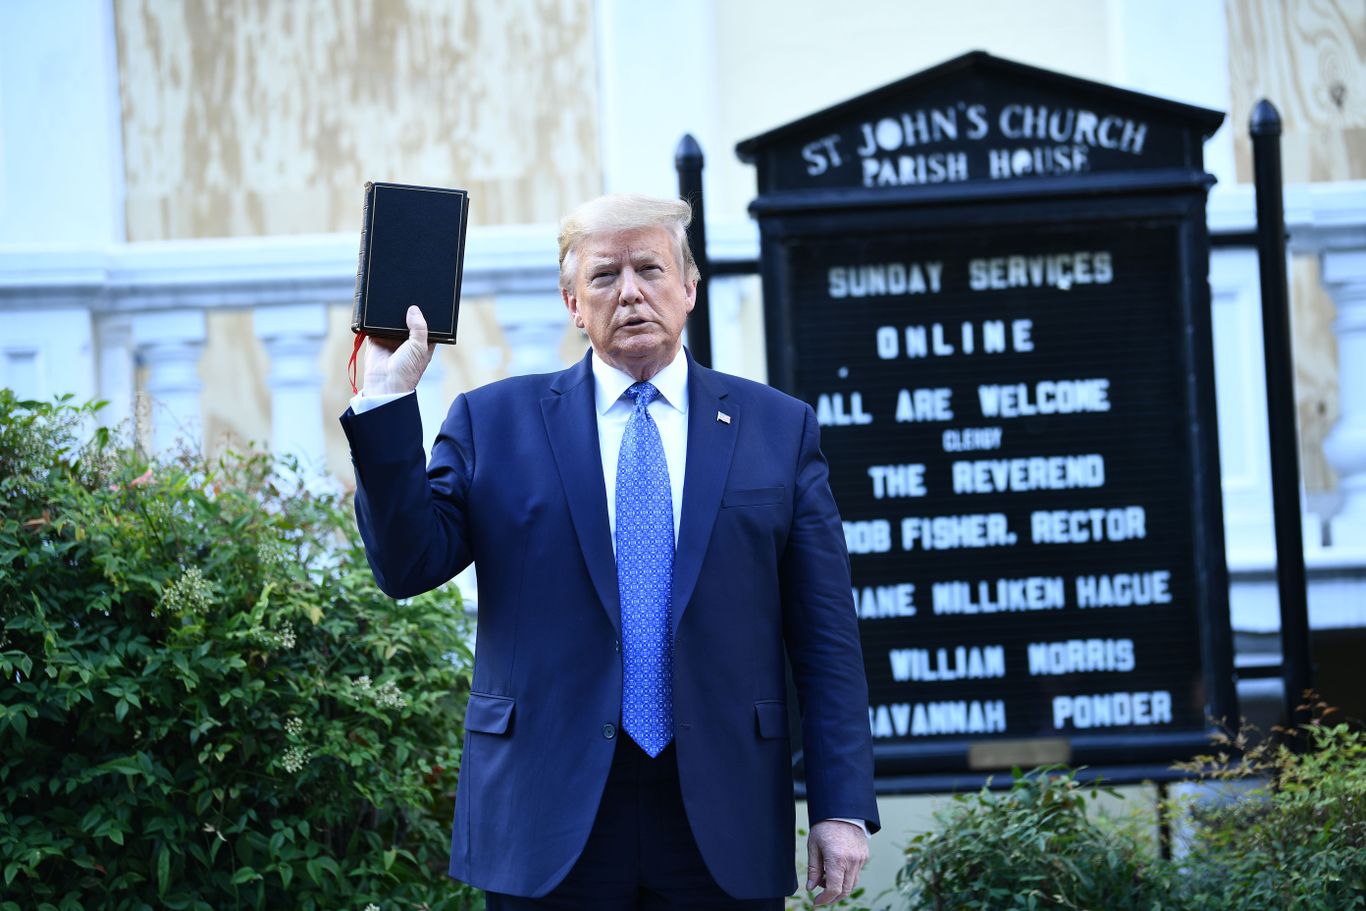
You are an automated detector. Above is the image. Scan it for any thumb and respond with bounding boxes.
[406,305,428,347]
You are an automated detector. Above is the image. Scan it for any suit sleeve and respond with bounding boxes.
[780,403,881,832]
[339,391,476,599]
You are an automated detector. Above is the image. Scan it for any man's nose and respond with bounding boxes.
[618,269,644,303]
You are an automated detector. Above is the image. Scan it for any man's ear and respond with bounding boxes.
[562,288,585,329]
[684,278,698,314]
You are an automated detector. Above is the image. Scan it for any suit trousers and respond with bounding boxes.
[483,737,785,911]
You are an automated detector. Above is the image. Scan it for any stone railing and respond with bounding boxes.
[0,227,563,464]
[1205,181,1366,633]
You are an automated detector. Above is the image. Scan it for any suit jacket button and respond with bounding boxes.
[602,723,617,740]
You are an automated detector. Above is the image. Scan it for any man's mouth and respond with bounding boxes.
[621,317,650,328]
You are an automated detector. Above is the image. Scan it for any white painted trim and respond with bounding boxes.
[0,224,563,312]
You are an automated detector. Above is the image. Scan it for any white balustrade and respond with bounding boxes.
[1289,184,1366,556]
[95,315,134,430]
[1321,253,1366,548]
[254,303,330,472]
[496,292,571,376]
[131,310,206,454]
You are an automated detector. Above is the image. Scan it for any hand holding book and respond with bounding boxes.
[363,305,436,395]
[348,182,468,393]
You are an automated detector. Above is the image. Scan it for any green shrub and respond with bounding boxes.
[0,392,481,910]
[896,767,1173,910]
[1173,702,1366,910]
[895,707,1366,911]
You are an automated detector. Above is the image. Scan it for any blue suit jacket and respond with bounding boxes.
[340,350,879,899]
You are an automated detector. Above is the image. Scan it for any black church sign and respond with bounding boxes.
[737,52,1236,786]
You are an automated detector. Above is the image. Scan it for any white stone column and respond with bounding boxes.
[132,311,206,454]
[254,303,329,473]
[1322,246,1366,548]
[95,314,134,431]
[496,293,571,376]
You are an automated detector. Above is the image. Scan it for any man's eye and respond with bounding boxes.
[590,272,614,283]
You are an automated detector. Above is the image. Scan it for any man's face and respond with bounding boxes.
[562,226,697,379]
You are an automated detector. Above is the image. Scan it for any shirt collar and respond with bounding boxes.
[591,347,689,416]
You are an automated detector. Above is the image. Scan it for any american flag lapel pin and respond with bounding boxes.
[717,411,731,424]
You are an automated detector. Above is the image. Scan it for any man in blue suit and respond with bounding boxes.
[341,194,879,909]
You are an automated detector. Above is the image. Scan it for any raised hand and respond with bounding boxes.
[363,305,437,395]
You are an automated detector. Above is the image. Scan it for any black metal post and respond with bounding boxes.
[1156,781,1172,861]
[675,133,712,368]
[1250,99,1314,733]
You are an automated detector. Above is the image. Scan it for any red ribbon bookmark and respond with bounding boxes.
[348,331,367,395]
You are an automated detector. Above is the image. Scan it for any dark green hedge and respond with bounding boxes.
[0,392,481,911]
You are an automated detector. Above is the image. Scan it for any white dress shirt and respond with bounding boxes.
[590,347,688,549]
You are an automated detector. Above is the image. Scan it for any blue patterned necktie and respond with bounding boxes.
[615,381,674,757]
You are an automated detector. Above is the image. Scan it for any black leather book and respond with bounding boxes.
[352,181,468,344]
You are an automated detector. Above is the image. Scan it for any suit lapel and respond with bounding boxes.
[672,356,737,634]
[542,353,620,636]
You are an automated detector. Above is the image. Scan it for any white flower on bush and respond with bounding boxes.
[157,566,211,616]
[284,716,304,737]
[255,540,289,570]
[374,680,406,709]
[351,674,408,710]
[276,622,297,650]
[280,744,310,774]
[253,621,297,651]
[364,904,380,911]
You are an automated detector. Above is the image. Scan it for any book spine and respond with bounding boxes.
[352,181,376,333]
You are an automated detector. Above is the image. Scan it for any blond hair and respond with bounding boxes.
[557,193,700,290]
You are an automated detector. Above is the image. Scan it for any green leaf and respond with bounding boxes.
[230,866,257,884]
[278,863,292,889]
[95,756,142,777]
[157,844,170,896]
